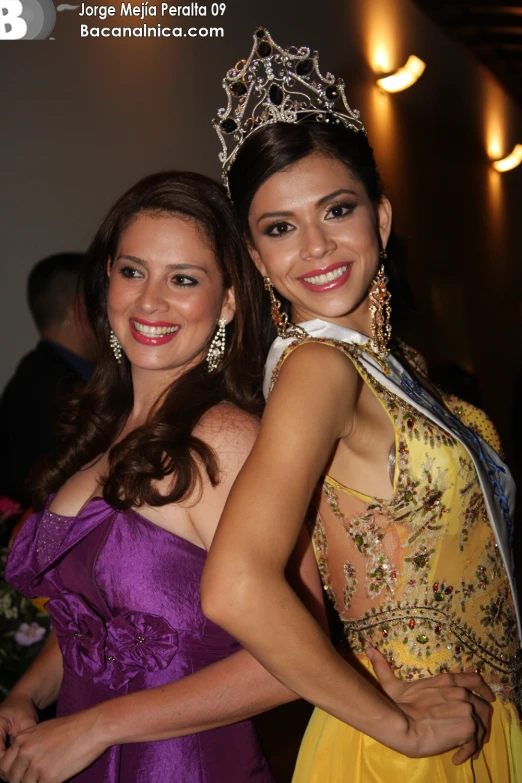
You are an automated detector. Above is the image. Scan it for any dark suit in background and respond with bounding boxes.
[0,340,93,509]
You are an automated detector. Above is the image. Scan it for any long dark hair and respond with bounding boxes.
[32,171,265,510]
[228,121,412,349]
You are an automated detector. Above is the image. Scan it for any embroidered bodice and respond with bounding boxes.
[266,327,521,714]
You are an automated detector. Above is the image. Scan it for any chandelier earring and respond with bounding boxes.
[206,317,227,373]
[368,250,392,359]
[109,329,123,364]
[264,277,306,340]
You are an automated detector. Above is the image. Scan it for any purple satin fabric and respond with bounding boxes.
[6,497,274,782]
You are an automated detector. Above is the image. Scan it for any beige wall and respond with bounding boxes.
[1,0,521,451]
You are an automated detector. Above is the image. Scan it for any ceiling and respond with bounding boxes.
[413,1,522,104]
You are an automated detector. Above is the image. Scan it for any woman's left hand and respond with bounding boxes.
[366,646,495,764]
[0,709,108,783]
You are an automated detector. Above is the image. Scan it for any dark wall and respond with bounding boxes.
[1,0,521,455]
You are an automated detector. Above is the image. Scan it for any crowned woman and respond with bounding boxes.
[202,29,522,783]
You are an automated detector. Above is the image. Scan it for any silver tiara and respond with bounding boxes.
[213,27,366,195]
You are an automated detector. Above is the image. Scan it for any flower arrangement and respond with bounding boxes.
[0,497,51,696]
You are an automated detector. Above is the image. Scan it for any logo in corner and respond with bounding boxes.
[0,0,56,39]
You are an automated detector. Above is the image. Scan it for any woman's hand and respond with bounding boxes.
[367,646,495,764]
[0,694,38,754]
[0,709,108,783]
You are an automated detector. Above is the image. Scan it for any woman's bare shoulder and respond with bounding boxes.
[274,338,358,386]
[193,402,260,457]
[185,404,261,544]
[269,339,359,414]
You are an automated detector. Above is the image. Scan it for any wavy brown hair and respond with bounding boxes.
[32,171,265,510]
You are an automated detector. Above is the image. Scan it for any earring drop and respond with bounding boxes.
[206,317,227,372]
[264,277,306,339]
[110,329,123,364]
[368,251,392,358]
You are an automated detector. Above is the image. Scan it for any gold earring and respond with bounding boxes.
[264,277,306,339]
[368,252,392,358]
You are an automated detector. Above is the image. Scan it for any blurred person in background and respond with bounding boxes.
[0,253,95,510]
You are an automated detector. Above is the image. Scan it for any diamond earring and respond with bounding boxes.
[109,329,123,364]
[206,317,227,373]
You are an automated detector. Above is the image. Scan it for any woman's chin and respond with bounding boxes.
[294,302,365,324]
[127,355,180,373]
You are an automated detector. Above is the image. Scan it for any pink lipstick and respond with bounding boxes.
[297,262,353,292]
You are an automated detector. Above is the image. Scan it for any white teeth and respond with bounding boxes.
[303,265,348,285]
[133,322,179,336]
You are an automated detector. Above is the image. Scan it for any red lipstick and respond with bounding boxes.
[129,317,180,346]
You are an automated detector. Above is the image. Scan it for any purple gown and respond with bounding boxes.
[6,497,275,782]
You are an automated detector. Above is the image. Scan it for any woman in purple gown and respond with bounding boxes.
[0,172,326,783]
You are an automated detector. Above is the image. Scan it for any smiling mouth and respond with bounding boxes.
[302,264,349,285]
[132,321,180,336]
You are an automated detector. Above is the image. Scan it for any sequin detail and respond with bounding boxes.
[35,511,68,569]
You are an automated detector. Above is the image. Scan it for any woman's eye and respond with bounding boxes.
[172,275,198,287]
[326,202,356,219]
[265,222,293,237]
[119,266,142,279]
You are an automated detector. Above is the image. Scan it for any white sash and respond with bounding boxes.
[264,318,521,642]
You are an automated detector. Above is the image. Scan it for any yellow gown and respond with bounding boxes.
[268,332,521,783]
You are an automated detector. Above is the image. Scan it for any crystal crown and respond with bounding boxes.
[213,27,366,194]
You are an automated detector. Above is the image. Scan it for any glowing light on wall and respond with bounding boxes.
[488,139,501,159]
[358,0,401,75]
[376,56,426,93]
[373,47,391,73]
[492,144,522,172]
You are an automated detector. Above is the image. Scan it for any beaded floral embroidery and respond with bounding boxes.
[321,480,398,598]
[270,335,521,712]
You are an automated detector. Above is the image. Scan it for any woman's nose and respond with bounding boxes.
[134,280,169,313]
[299,223,336,260]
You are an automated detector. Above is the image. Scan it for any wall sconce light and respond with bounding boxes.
[492,144,522,172]
[376,55,426,93]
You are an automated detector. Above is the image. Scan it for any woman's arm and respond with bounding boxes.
[0,631,62,752]
[6,631,63,711]
[0,639,304,783]
[201,343,492,762]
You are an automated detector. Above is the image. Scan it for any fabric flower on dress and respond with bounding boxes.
[47,592,179,690]
[46,591,106,679]
[104,611,179,689]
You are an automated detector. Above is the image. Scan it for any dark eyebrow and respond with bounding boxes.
[255,210,293,225]
[256,189,358,224]
[316,188,358,207]
[116,254,209,275]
